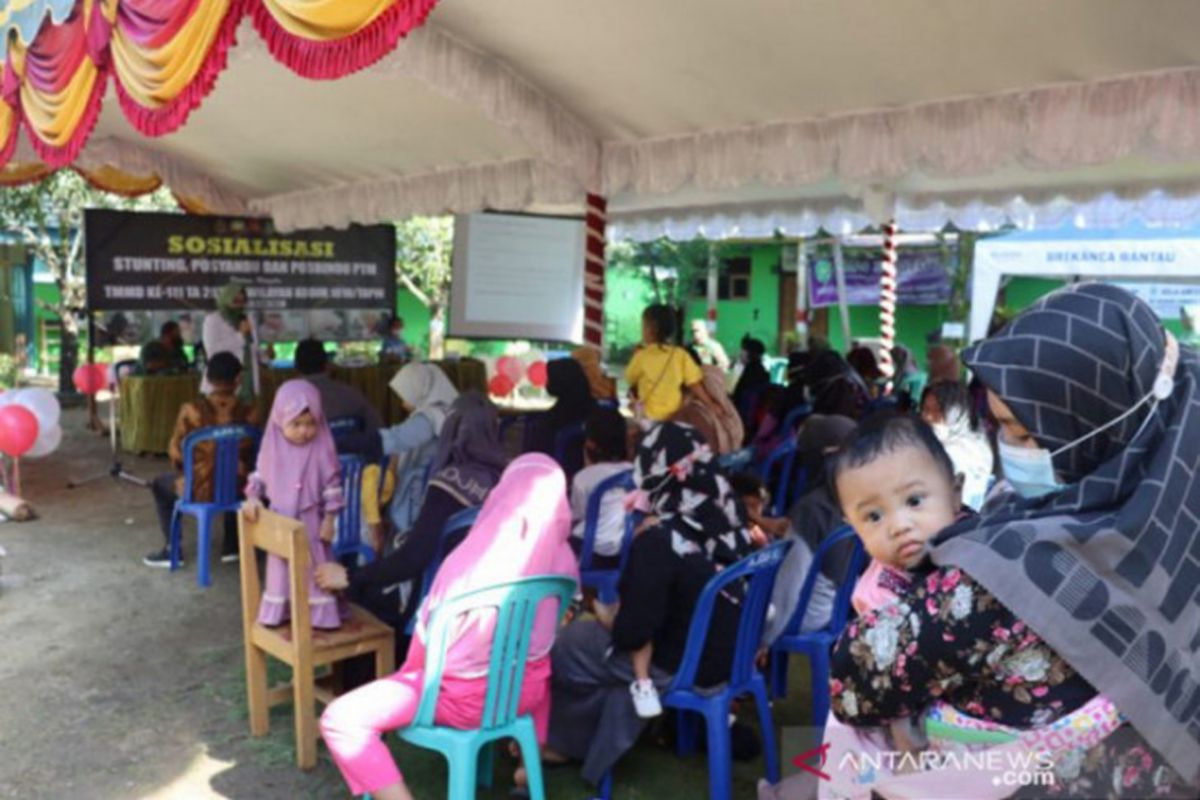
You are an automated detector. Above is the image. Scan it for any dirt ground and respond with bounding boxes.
[0,406,353,800]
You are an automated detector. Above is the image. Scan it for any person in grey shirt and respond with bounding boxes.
[295,338,383,461]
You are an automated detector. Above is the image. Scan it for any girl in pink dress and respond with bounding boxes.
[243,379,345,630]
[320,453,579,800]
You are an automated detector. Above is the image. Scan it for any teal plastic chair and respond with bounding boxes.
[393,575,577,800]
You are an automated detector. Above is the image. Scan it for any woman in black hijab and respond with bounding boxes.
[526,357,596,480]
[828,284,1198,797]
[804,350,868,419]
[733,335,772,436]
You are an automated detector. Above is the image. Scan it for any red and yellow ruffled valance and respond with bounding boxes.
[0,158,230,212]
[0,0,440,168]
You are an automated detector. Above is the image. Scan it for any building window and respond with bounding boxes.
[691,256,753,300]
[721,257,752,300]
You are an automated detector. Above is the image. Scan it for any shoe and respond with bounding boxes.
[143,548,181,568]
[221,552,240,564]
[630,678,662,718]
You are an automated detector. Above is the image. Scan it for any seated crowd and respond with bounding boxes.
[149,287,1198,800]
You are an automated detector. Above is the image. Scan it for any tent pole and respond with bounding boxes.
[706,243,719,334]
[831,237,852,351]
[879,220,898,394]
[793,238,808,350]
[583,194,607,349]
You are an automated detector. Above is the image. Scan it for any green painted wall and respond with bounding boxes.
[685,243,783,357]
[603,264,656,353]
[395,286,431,355]
[825,304,949,358]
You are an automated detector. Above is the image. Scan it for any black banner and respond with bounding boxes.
[84,210,396,312]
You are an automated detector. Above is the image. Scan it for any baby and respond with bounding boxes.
[830,412,965,760]
[759,413,1123,800]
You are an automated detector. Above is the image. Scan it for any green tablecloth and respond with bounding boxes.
[119,373,202,455]
[118,359,489,454]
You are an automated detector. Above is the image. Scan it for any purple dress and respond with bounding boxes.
[249,473,348,630]
[250,379,348,630]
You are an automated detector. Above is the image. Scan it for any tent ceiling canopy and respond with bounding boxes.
[9,0,1200,232]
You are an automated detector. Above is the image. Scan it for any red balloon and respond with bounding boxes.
[527,360,548,388]
[497,356,525,383]
[72,363,110,394]
[488,374,515,397]
[0,404,39,457]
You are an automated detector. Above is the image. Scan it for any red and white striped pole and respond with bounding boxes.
[878,220,898,394]
[583,193,607,348]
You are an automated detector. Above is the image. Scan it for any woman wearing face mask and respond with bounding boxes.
[920,380,994,511]
[824,284,1198,798]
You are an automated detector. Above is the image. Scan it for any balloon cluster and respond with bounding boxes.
[0,388,63,459]
[72,363,110,395]
[488,355,549,397]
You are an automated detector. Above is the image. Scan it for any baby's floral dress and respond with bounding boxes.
[831,567,1193,798]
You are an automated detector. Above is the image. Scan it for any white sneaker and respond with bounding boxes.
[630,678,662,718]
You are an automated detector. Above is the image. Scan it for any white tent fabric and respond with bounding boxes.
[32,0,1200,233]
[970,226,1200,341]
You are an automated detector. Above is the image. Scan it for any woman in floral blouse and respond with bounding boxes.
[831,285,1200,799]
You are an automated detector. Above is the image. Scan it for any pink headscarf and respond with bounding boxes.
[404,453,579,679]
[255,379,341,518]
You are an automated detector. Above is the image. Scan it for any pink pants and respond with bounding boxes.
[320,663,551,796]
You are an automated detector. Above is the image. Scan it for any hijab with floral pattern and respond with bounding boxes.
[633,422,755,563]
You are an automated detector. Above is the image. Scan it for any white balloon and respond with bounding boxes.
[12,387,60,430]
[25,423,62,459]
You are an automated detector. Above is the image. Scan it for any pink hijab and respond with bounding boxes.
[404,453,578,679]
[255,379,341,518]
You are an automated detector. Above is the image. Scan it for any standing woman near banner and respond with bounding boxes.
[203,282,266,400]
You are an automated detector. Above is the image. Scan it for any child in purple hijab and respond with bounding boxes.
[243,379,346,629]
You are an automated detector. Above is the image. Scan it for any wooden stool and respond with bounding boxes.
[238,509,395,769]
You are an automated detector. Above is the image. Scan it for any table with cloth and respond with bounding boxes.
[257,359,489,426]
[118,373,202,455]
[117,359,488,455]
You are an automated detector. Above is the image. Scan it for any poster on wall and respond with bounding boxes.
[85,210,396,342]
[808,249,953,307]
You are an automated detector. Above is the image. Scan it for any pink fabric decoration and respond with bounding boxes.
[113,0,248,136]
[249,0,442,81]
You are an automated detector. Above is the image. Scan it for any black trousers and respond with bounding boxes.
[150,472,237,554]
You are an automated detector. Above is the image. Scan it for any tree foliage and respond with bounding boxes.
[0,170,177,391]
[607,237,713,310]
[394,216,454,309]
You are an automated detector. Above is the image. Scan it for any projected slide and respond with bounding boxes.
[449,213,585,342]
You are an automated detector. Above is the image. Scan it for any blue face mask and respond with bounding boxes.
[996,331,1179,501]
[997,439,1063,500]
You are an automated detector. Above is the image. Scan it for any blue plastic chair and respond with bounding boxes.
[169,423,261,587]
[577,469,635,604]
[328,414,364,444]
[661,540,792,800]
[395,575,577,800]
[779,403,812,437]
[405,505,482,635]
[767,526,867,728]
[552,420,587,473]
[758,439,798,517]
[334,454,376,564]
